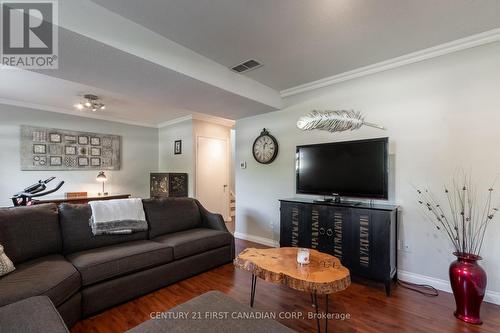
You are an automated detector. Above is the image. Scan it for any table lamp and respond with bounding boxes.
[96,171,108,196]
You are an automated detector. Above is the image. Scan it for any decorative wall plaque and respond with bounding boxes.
[150,173,188,198]
[174,140,182,155]
[20,125,121,170]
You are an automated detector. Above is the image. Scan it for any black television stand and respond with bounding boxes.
[280,197,399,295]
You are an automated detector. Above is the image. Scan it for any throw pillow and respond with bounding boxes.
[0,245,15,277]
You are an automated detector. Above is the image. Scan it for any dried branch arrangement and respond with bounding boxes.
[416,175,499,255]
[296,110,385,133]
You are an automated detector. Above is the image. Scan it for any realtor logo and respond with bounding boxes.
[1,0,58,69]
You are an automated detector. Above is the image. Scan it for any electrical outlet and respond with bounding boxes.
[240,161,247,169]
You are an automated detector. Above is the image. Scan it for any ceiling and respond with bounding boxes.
[1,0,500,127]
[92,0,500,90]
[0,29,276,126]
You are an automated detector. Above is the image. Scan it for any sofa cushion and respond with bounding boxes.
[0,204,61,264]
[0,255,80,307]
[66,240,173,286]
[59,203,148,254]
[143,198,202,238]
[0,296,69,333]
[152,228,232,260]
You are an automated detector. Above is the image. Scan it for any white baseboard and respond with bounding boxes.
[398,269,500,305]
[234,232,279,248]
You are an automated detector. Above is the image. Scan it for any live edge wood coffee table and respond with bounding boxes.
[234,247,350,333]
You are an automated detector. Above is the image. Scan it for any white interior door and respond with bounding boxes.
[196,136,229,220]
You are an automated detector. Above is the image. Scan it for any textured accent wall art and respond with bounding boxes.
[150,173,188,198]
[20,125,121,171]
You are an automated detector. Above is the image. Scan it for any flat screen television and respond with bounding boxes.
[296,137,388,199]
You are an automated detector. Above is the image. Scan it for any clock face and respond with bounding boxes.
[253,133,278,164]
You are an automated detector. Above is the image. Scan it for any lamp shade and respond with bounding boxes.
[96,171,107,182]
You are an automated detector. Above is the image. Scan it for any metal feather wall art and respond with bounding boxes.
[296,110,385,133]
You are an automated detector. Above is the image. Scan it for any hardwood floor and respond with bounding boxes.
[72,239,500,333]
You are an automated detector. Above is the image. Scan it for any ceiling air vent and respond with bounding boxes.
[231,59,262,73]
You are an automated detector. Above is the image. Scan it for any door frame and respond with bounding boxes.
[195,135,230,221]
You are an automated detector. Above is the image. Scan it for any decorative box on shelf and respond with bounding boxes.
[150,173,188,198]
[65,192,87,199]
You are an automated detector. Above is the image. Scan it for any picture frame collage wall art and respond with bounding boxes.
[20,125,121,171]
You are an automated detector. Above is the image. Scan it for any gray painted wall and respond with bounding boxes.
[0,104,158,206]
[158,119,195,197]
[235,41,500,295]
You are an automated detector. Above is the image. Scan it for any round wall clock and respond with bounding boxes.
[252,128,279,164]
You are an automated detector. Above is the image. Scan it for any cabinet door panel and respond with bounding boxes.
[312,205,329,252]
[318,208,334,254]
[280,202,311,248]
[297,204,312,248]
[370,210,391,280]
[349,209,391,280]
[314,206,349,265]
[279,202,295,247]
[328,207,350,266]
[349,209,372,277]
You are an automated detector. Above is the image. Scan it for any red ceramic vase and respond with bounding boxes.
[449,252,487,325]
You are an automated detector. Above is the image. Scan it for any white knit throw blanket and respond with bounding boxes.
[89,198,148,235]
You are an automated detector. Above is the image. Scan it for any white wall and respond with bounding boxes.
[235,41,500,299]
[158,119,195,196]
[158,118,233,198]
[0,104,158,207]
[230,129,236,193]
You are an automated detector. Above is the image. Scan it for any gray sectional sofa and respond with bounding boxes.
[0,198,235,328]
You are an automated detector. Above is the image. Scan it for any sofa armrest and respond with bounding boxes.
[194,200,229,232]
[195,199,235,259]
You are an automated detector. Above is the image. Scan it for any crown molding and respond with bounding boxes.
[157,113,235,128]
[156,115,194,128]
[280,28,500,98]
[0,98,156,128]
[191,113,236,128]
